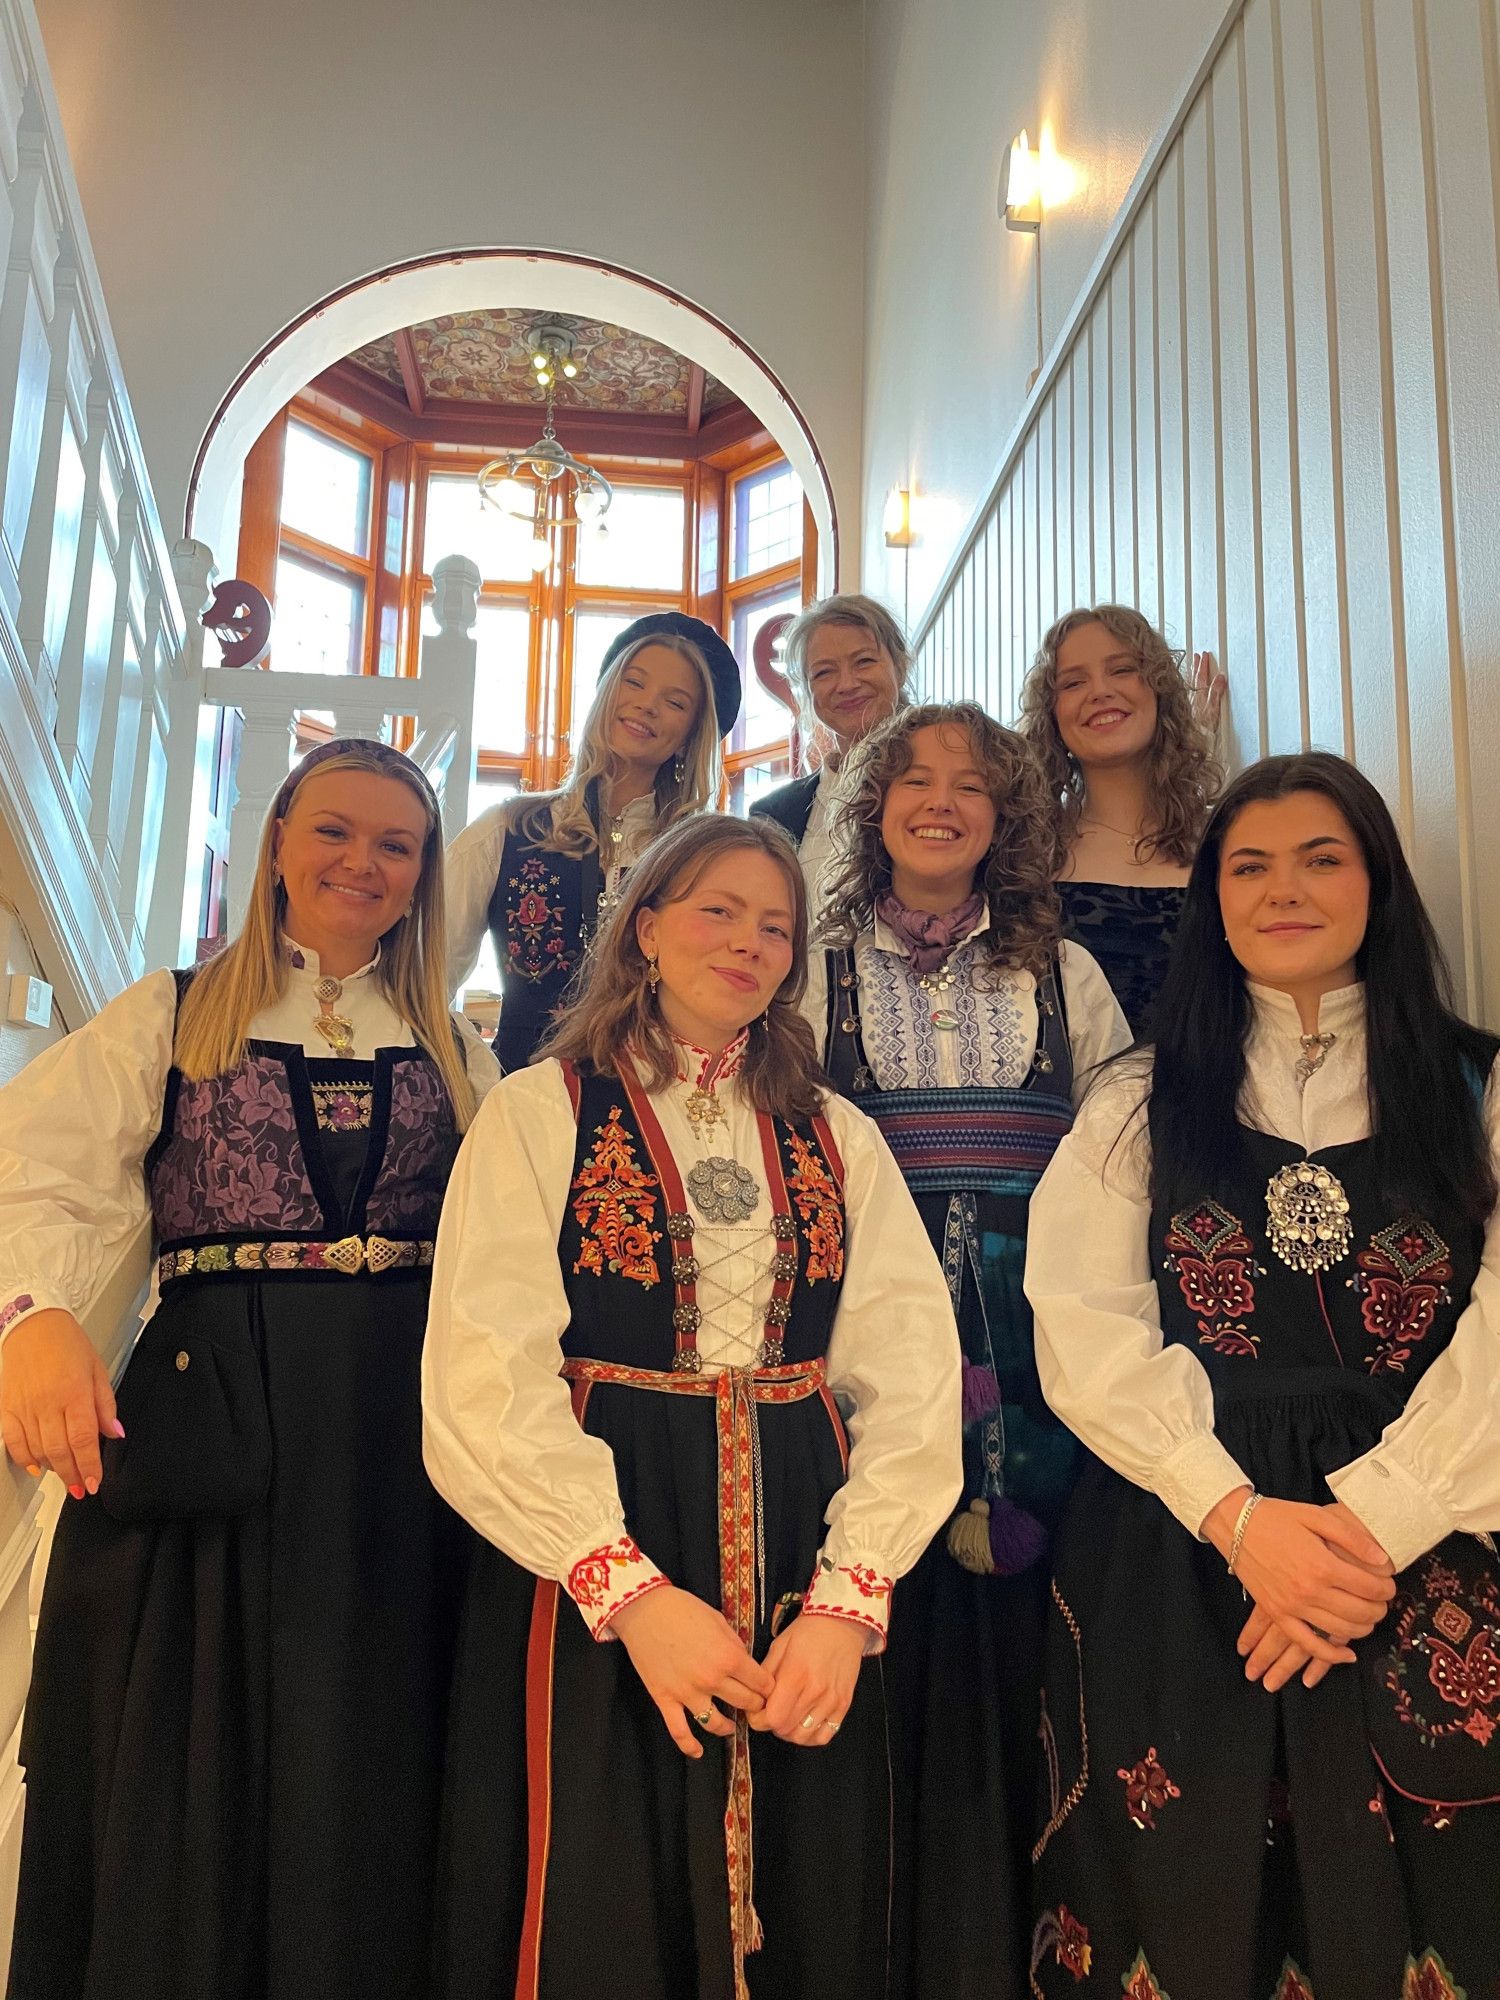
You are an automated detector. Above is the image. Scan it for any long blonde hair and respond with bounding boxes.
[539,815,827,1122]
[1018,604,1222,869]
[175,741,478,1131]
[820,702,1063,978]
[511,634,721,859]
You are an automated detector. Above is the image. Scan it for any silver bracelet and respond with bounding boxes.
[1226,1492,1262,1576]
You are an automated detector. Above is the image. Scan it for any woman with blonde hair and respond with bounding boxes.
[423,812,962,2000]
[0,738,498,2000]
[812,702,1129,2000]
[446,610,741,1068]
[1019,604,1223,1035]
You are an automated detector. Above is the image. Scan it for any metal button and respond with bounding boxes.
[175,1350,190,1372]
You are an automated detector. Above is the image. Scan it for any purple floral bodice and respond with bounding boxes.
[149,1046,459,1243]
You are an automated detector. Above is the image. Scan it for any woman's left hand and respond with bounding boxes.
[750,1614,867,1746]
[1236,1602,1339,1692]
[1190,650,1228,732]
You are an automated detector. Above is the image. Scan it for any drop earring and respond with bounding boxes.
[673,756,686,784]
[646,956,661,993]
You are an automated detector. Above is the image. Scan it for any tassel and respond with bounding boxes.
[961,1357,1001,1426]
[947,1497,998,1574]
[988,1495,1047,1576]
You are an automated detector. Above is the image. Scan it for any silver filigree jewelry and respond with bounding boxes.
[686,1157,762,1224]
[1264,1159,1353,1273]
[1294,1031,1337,1088]
[917,961,960,1031]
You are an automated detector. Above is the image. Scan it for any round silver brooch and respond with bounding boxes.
[1264,1159,1353,1273]
[686,1157,762,1226]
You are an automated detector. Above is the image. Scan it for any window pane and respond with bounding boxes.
[728,756,791,815]
[574,486,685,592]
[274,553,364,676]
[730,460,801,582]
[569,607,666,752]
[730,588,799,752]
[281,420,372,558]
[423,472,538,584]
[422,595,532,754]
[458,772,522,999]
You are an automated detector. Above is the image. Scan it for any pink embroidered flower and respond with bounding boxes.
[1117,1747,1181,1831]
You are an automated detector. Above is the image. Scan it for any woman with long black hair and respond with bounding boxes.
[1026,753,1500,2000]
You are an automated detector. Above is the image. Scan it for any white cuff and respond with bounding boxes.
[1152,1431,1252,1540]
[1325,1452,1454,1574]
[802,1551,894,1654]
[563,1535,670,1641]
[0,1288,68,1341]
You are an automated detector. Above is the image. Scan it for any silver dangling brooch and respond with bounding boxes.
[1264,1159,1353,1273]
[686,1157,762,1225]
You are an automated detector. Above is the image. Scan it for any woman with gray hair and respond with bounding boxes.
[750,592,910,917]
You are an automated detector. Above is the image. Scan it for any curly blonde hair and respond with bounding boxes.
[538,815,827,1121]
[1018,604,1222,869]
[819,702,1062,978]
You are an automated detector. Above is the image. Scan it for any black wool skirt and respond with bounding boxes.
[434,1378,895,2000]
[8,1271,471,2000]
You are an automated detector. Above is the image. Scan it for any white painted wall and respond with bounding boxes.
[908,0,1500,1034]
[30,0,866,571]
[862,0,1226,625]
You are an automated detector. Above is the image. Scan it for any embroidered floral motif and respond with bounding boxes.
[1117,1746,1181,1831]
[1271,1959,1317,2000]
[1402,1951,1465,2000]
[311,1083,373,1132]
[1121,1950,1172,2000]
[571,1105,662,1285]
[1348,1216,1453,1376]
[505,854,572,984]
[1164,1199,1262,1359]
[567,1536,648,1609]
[1029,1907,1093,1987]
[0,1294,36,1337]
[784,1131,844,1283]
[151,1057,322,1239]
[840,1564,893,1601]
[1369,1783,1395,1843]
[369,1061,457,1233]
[1383,1552,1500,1750]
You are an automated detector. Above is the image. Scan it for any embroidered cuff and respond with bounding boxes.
[1325,1453,1454,1574]
[0,1291,46,1341]
[802,1553,894,1654]
[1153,1431,1252,1542]
[564,1535,670,1641]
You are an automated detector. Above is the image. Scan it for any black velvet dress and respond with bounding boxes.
[1057,881,1184,1039]
[9,1040,470,2000]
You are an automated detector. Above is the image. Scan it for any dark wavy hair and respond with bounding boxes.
[1143,752,1497,1226]
[819,702,1062,977]
[1019,603,1222,869]
[538,814,828,1121]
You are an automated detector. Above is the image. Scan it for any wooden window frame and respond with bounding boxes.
[718,445,818,798]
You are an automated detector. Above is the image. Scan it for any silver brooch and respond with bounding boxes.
[1264,1159,1353,1273]
[686,1157,762,1225]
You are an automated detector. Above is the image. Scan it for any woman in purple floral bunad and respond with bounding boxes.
[1025,754,1500,2000]
[0,740,498,2000]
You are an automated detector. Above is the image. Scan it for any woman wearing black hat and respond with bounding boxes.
[446,611,743,1070]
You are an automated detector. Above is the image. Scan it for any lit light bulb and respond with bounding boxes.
[536,369,551,388]
[494,476,531,516]
[528,534,551,572]
[532,352,548,371]
[563,362,578,378]
[574,483,606,522]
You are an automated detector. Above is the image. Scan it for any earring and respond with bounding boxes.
[271,863,283,886]
[646,956,661,992]
[673,757,686,783]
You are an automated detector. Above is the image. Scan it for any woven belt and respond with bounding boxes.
[156,1235,435,1284]
[563,1355,829,2000]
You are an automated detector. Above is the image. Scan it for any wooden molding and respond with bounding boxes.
[393,330,426,417]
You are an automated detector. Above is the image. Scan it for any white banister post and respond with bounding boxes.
[223,711,295,934]
[0,81,48,617]
[422,553,480,834]
[85,487,137,877]
[13,231,79,702]
[51,351,109,777]
[142,538,216,969]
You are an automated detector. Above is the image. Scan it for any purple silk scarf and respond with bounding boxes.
[874,889,985,974]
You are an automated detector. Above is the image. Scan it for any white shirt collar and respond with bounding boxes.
[1245,978,1365,1041]
[871,899,993,958]
[282,935,382,983]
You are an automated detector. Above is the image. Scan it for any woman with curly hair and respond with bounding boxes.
[424,812,962,2000]
[445,611,741,1069]
[1019,605,1223,1035]
[812,703,1129,2000]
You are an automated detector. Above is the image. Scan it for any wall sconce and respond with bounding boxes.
[1003,130,1041,232]
[883,486,914,549]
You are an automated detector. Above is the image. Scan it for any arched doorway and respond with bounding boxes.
[186,249,838,588]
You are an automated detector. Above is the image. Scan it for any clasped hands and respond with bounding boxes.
[1202,1485,1396,1694]
[609,1584,866,1760]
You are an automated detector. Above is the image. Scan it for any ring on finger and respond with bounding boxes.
[693,1708,714,1728]
[799,1712,819,1730]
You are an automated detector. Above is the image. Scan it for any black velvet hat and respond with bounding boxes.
[600,611,743,737]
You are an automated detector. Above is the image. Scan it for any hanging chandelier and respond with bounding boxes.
[476,323,613,572]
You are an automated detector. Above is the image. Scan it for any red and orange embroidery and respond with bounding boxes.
[1120,1950,1172,2000]
[784,1131,844,1283]
[1116,1746,1181,1831]
[1030,1906,1093,1986]
[1348,1216,1453,1376]
[567,1536,649,1610]
[1382,1552,1500,1751]
[571,1106,662,1285]
[1164,1199,1261,1359]
[839,1564,892,1601]
[1271,1960,1317,2000]
[1402,1952,1464,2000]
